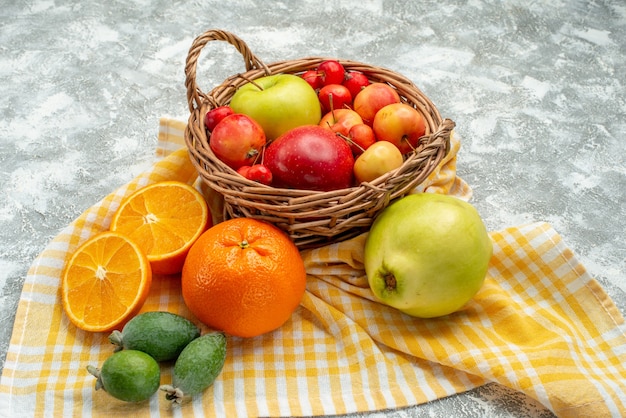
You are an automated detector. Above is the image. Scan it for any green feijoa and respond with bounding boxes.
[160,332,227,403]
[109,311,201,362]
[87,350,160,402]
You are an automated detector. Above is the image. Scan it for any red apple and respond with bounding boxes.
[237,165,252,177]
[347,123,376,156]
[319,108,363,137]
[205,106,234,132]
[246,164,273,185]
[317,60,346,86]
[353,83,401,125]
[210,114,266,170]
[372,103,426,154]
[342,71,370,99]
[318,84,352,113]
[302,69,323,90]
[264,125,354,191]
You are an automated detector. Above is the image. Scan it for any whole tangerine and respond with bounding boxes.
[181,218,307,338]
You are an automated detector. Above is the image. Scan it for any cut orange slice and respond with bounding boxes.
[61,231,152,332]
[110,181,210,275]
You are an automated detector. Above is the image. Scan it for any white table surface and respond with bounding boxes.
[1,1,624,416]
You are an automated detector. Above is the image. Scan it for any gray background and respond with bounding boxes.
[1,1,624,417]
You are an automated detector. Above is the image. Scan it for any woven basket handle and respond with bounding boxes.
[185,29,270,112]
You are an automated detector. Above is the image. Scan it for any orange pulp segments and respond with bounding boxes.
[109,181,210,275]
[61,231,152,332]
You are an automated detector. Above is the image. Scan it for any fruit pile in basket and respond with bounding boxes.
[205,59,429,190]
[184,31,455,249]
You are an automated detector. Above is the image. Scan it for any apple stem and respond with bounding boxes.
[336,132,365,153]
[251,146,266,165]
[330,106,339,123]
[384,272,397,291]
[239,73,264,91]
[403,135,418,152]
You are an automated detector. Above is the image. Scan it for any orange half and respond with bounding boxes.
[109,181,210,275]
[61,231,152,332]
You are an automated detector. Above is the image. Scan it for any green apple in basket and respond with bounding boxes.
[229,74,322,140]
[364,193,493,318]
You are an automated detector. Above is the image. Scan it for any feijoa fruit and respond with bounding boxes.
[160,332,227,403]
[87,349,160,402]
[109,311,200,362]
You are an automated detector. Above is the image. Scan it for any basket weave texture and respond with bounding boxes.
[184,29,455,249]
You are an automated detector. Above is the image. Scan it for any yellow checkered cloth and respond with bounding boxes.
[1,118,624,417]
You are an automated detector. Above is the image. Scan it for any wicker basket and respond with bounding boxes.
[184,29,455,249]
